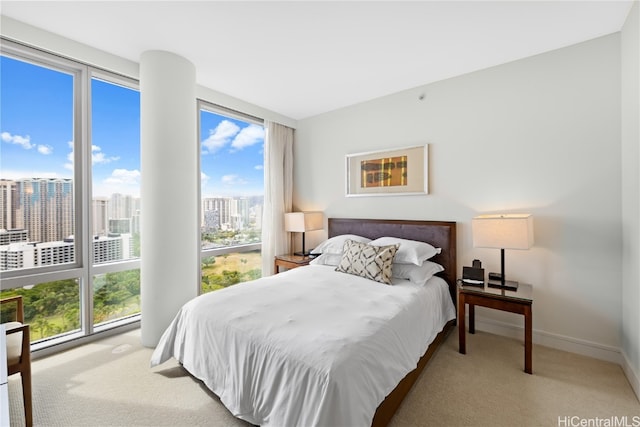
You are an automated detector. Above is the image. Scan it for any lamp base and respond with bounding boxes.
[487,279,519,291]
[293,251,313,257]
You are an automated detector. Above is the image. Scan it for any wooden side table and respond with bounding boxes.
[274,254,311,274]
[458,282,533,374]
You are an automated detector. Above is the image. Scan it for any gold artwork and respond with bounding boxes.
[360,156,408,188]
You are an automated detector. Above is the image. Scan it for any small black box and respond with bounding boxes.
[462,266,484,285]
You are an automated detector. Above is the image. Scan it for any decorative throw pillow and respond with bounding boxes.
[335,239,399,285]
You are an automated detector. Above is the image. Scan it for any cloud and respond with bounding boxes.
[93,168,140,198]
[254,165,263,170]
[104,168,140,185]
[64,143,120,170]
[202,120,240,154]
[201,171,210,187]
[221,174,247,186]
[92,145,120,164]
[2,132,58,157]
[37,144,53,155]
[2,131,35,150]
[230,124,264,151]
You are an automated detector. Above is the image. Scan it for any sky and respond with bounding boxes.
[1,55,264,199]
[200,112,265,198]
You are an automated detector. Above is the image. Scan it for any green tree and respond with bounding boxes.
[32,315,54,340]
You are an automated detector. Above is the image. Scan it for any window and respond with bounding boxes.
[0,40,141,348]
[199,104,264,293]
[90,75,141,325]
[0,278,80,341]
[0,53,77,271]
[93,269,140,327]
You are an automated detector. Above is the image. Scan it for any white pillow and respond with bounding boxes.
[370,237,440,266]
[309,253,343,266]
[392,260,444,286]
[311,234,372,255]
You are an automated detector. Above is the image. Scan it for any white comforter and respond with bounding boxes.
[150,264,455,426]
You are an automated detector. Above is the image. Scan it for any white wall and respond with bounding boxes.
[621,1,640,396]
[294,34,623,360]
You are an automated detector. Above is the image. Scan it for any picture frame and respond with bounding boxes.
[345,144,428,197]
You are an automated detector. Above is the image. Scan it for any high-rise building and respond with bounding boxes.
[202,197,232,229]
[14,178,73,243]
[109,218,131,234]
[131,210,141,234]
[0,179,18,230]
[0,229,28,245]
[110,193,136,220]
[93,197,109,236]
[203,209,219,231]
[0,233,132,270]
[0,243,35,270]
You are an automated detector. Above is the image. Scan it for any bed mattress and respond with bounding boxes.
[150,264,455,426]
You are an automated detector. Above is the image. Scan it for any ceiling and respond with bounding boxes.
[1,1,634,120]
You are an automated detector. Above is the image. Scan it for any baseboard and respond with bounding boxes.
[621,349,640,402]
[472,315,622,364]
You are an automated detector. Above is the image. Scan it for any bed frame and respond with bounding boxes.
[328,218,457,427]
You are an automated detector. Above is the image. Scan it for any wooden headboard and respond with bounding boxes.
[328,218,458,306]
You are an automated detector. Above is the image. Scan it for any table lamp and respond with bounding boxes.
[472,214,534,290]
[284,212,324,256]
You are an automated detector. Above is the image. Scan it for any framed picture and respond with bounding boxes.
[345,144,428,197]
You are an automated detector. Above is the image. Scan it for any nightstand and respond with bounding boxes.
[458,281,533,374]
[274,254,312,274]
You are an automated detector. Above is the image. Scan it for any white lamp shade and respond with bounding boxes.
[284,212,324,232]
[472,214,534,250]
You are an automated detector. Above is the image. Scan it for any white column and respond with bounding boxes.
[140,51,199,347]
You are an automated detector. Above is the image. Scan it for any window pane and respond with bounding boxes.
[91,77,141,264]
[0,55,76,271]
[0,278,81,342]
[201,250,261,294]
[199,108,264,291]
[93,268,140,326]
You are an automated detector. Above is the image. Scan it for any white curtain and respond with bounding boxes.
[261,120,294,275]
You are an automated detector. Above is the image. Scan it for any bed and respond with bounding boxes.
[151,218,457,426]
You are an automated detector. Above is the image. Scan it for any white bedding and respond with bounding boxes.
[150,264,455,426]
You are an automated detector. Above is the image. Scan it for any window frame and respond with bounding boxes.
[0,38,142,350]
[197,100,264,293]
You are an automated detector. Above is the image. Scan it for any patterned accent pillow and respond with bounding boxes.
[335,239,399,285]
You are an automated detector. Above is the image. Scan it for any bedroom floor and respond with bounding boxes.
[7,327,640,426]
[391,330,640,426]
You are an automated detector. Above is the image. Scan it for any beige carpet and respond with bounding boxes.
[8,328,640,426]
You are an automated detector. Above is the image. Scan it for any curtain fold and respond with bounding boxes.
[261,121,294,275]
